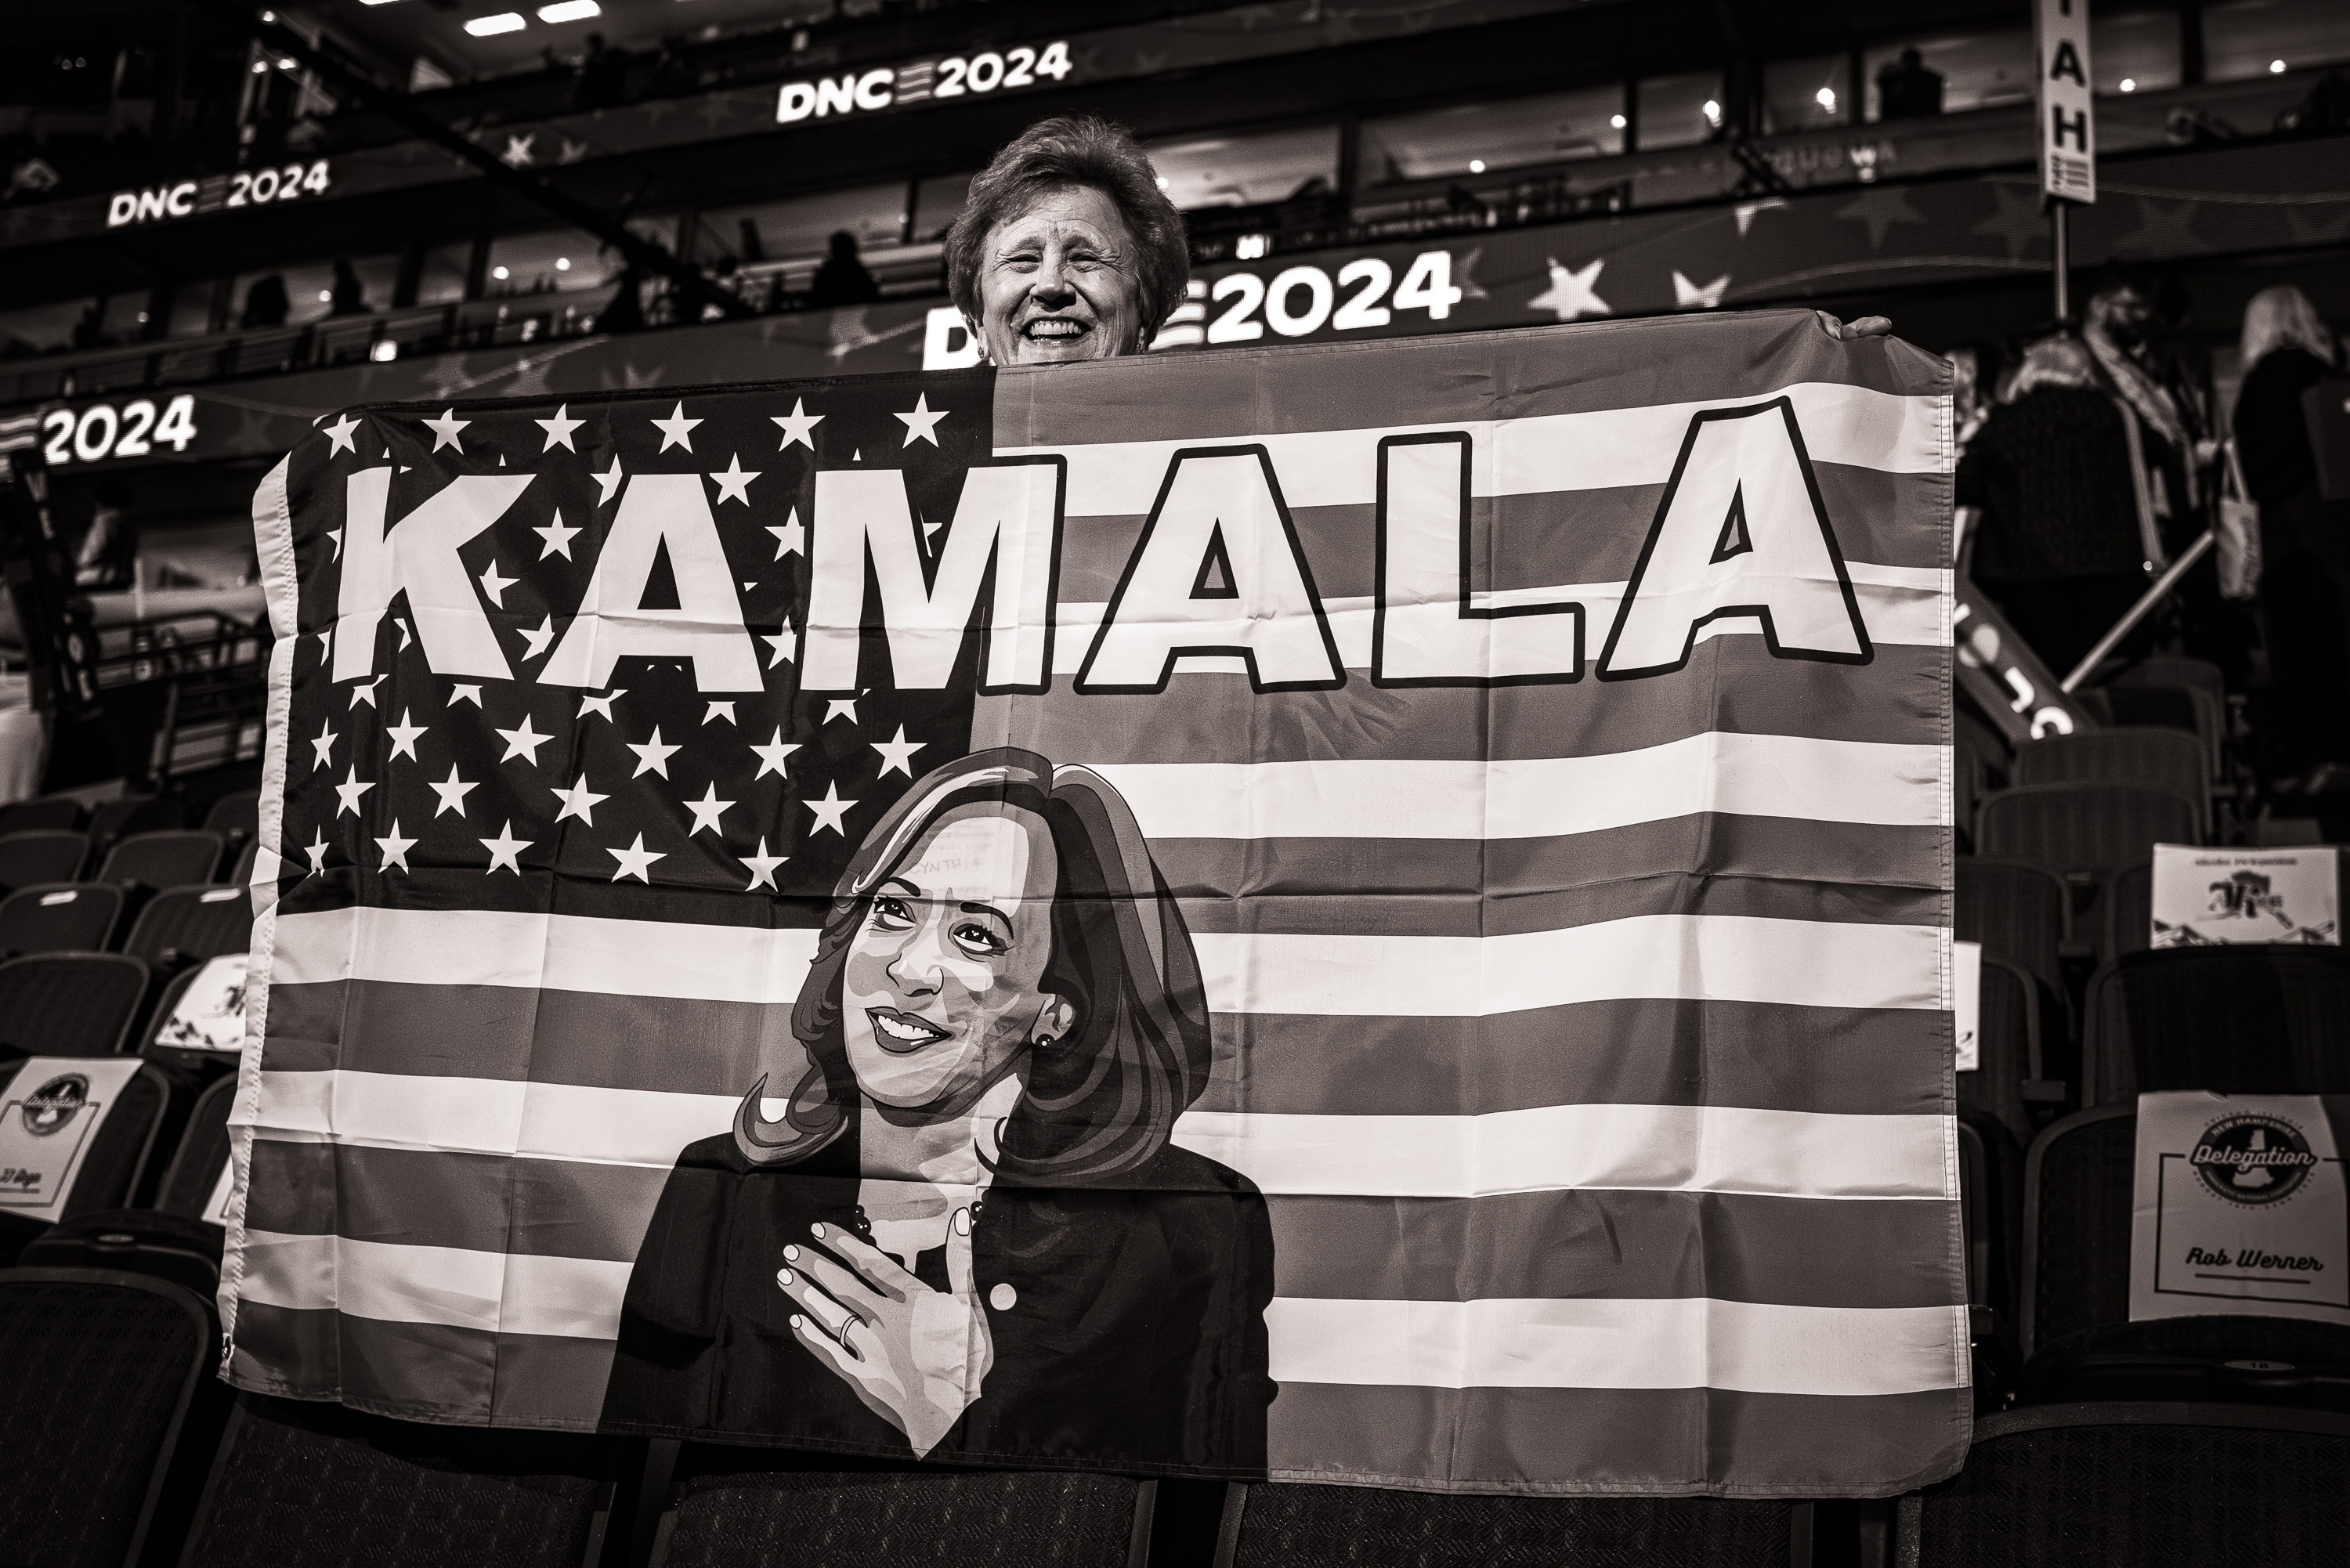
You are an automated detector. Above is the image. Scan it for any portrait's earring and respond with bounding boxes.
[1032,1034,1054,1050]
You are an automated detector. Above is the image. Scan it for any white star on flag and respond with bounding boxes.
[1672,270,1730,309]
[804,781,858,836]
[424,409,469,452]
[609,833,665,883]
[750,728,799,779]
[710,453,758,505]
[763,627,797,668]
[534,404,584,451]
[496,717,552,764]
[627,727,682,779]
[872,726,924,779]
[742,837,787,891]
[385,709,428,761]
[304,829,331,876]
[1527,257,1610,322]
[595,457,625,504]
[336,766,375,815]
[316,627,334,659]
[311,720,338,771]
[703,701,736,725]
[519,616,557,660]
[480,821,530,875]
[551,774,609,826]
[767,509,805,560]
[428,765,479,818]
[449,684,483,707]
[477,560,517,607]
[772,398,823,450]
[535,511,582,560]
[323,414,360,456]
[577,688,625,721]
[894,392,949,446]
[396,617,414,652]
[375,820,418,873]
[652,402,703,453]
[349,675,385,710]
[681,782,736,836]
[823,695,859,725]
[327,529,342,562]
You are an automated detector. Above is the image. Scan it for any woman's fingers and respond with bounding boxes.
[789,1308,864,1373]
[813,1223,924,1299]
[776,1267,862,1341]
[783,1245,891,1312]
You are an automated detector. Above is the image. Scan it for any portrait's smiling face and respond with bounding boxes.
[842,807,1071,1112]
[972,184,1144,365]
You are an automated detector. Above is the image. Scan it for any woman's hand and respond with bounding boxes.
[1817,311,1894,341]
[777,1214,994,1457]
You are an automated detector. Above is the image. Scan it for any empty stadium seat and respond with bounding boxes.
[230,839,261,886]
[0,1267,229,1568]
[2101,862,2154,963]
[98,829,225,891]
[2011,728,2211,838]
[1897,1403,2350,1566]
[0,882,126,955]
[1976,782,2204,878]
[85,796,189,854]
[2020,1107,2350,1407]
[179,1395,619,1568]
[1956,855,2071,998]
[2081,946,2350,1105]
[1958,1112,2023,1411]
[0,828,91,891]
[0,1059,172,1266]
[123,884,251,969]
[0,953,151,1057]
[24,1075,240,1298]
[0,797,85,835]
[1959,952,2060,1148]
[200,789,262,847]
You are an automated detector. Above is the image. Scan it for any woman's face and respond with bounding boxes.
[971,184,1145,365]
[842,807,1071,1112]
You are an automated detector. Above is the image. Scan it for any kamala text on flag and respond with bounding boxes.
[223,309,1963,1496]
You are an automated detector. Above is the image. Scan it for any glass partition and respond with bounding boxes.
[1860,30,2033,120]
[1361,89,1622,184]
[2204,0,2350,81]
[1142,123,1341,206]
[1762,54,1851,133]
[1635,71,1725,150]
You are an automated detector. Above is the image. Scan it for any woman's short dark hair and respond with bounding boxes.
[945,114,1190,342]
[734,748,1213,1183]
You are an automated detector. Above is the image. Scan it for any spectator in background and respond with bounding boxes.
[70,302,104,350]
[1957,334,2153,674]
[2232,285,2350,786]
[240,273,290,330]
[575,34,629,110]
[75,479,137,591]
[329,258,369,316]
[1876,49,1945,120]
[806,229,881,310]
[596,267,647,334]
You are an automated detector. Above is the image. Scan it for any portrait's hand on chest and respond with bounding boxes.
[777,1212,996,1456]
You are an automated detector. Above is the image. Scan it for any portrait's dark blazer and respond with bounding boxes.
[599,1125,1276,1478]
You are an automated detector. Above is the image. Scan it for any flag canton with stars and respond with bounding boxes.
[279,370,995,930]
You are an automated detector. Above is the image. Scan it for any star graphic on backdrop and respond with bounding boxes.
[741,837,786,892]
[652,401,703,452]
[1833,186,1930,249]
[1969,182,2046,260]
[449,684,483,707]
[595,457,625,504]
[385,709,428,761]
[823,695,860,725]
[763,627,797,668]
[349,675,385,710]
[710,453,758,505]
[685,783,734,836]
[501,132,536,168]
[519,616,556,660]
[552,774,610,826]
[577,688,625,721]
[1672,270,1730,309]
[496,717,552,764]
[627,727,682,779]
[303,829,331,876]
[427,764,479,818]
[315,627,333,660]
[1734,197,1790,237]
[767,508,805,560]
[480,821,530,875]
[872,726,924,779]
[772,399,823,450]
[477,560,517,607]
[804,782,858,836]
[323,414,360,456]
[326,529,342,562]
[750,728,799,779]
[703,700,736,725]
[424,409,469,453]
[609,833,665,883]
[1528,257,1610,321]
[535,511,582,559]
[2114,196,2204,261]
[894,393,949,446]
[335,767,374,817]
[310,719,337,771]
[375,820,418,873]
[534,404,584,452]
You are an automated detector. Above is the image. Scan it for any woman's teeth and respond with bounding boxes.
[871,1008,950,1046]
[1025,320,1085,338]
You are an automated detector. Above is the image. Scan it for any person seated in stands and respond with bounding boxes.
[805,229,881,310]
[328,258,369,317]
[240,273,289,331]
[573,34,629,110]
[1876,48,1945,119]
[74,479,137,591]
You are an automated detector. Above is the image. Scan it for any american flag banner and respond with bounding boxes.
[222,309,1965,1495]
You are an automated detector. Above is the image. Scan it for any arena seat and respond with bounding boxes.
[1958,951,2055,1149]
[0,797,85,835]
[1958,1111,2023,1411]
[1976,782,2203,876]
[85,796,189,854]
[2082,681,2225,782]
[0,828,92,891]
[98,830,225,892]
[2099,862,2154,963]
[2019,1106,2350,1408]
[122,884,252,970]
[2010,728,2211,838]
[0,1267,229,1568]
[22,1075,237,1297]
[200,789,261,850]
[0,1059,172,1266]
[2081,946,2350,1104]
[179,1395,619,1568]
[229,840,261,886]
[1896,1403,2350,1566]
[0,881,126,954]
[0,952,152,1057]
[1955,854,2072,1001]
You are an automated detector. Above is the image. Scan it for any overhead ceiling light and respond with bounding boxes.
[1702,99,1723,125]
[1468,158,1485,172]
[2270,58,2287,73]
[555,257,571,270]
[371,340,400,361]
[492,265,511,280]
[1815,86,1836,110]
[2119,78,2137,92]
[537,0,599,20]
[1610,114,1626,129]
[465,13,527,35]
[318,290,333,302]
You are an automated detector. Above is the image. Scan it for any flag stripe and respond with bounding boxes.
[229,1302,616,1429]
[1175,877,1940,940]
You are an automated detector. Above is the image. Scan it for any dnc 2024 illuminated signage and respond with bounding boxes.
[106,161,335,230]
[776,38,1073,124]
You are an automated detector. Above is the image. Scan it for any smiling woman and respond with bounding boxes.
[943,115,1190,364]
